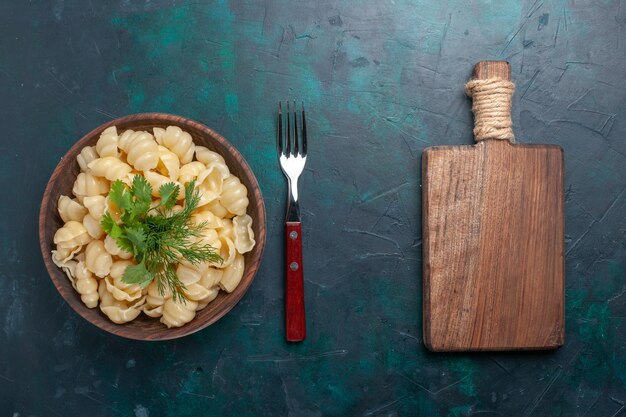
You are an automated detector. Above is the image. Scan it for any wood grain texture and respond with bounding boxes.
[39,113,267,341]
[422,62,565,351]
[285,222,305,342]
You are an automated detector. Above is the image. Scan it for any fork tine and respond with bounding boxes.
[301,102,307,156]
[293,100,299,156]
[277,102,283,156]
[286,101,291,156]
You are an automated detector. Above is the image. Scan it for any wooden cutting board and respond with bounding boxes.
[422,61,564,351]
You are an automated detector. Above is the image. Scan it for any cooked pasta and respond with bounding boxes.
[74,261,99,308]
[72,172,110,199]
[76,146,98,172]
[195,146,225,166]
[85,240,112,278]
[58,195,87,223]
[88,157,133,181]
[52,124,256,327]
[155,125,195,164]
[232,214,256,254]
[160,298,198,328]
[156,145,180,180]
[118,130,159,171]
[196,162,230,207]
[95,126,119,158]
[82,195,107,221]
[220,175,249,216]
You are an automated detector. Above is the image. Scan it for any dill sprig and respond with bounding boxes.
[101,176,222,303]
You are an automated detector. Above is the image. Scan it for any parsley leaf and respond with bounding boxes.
[158,182,179,209]
[125,226,147,257]
[122,261,154,287]
[109,180,132,211]
[131,175,152,205]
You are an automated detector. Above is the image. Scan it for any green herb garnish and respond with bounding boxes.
[101,175,222,303]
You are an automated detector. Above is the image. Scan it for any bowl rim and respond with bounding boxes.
[39,112,267,341]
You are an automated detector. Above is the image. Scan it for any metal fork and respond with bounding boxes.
[278,101,307,342]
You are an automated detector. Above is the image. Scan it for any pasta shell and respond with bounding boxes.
[219,175,248,216]
[232,214,255,254]
[76,146,98,172]
[88,157,133,181]
[85,240,112,278]
[195,146,226,166]
[158,126,195,164]
[118,130,159,171]
[220,253,245,293]
[160,298,198,328]
[53,221,91,249]
[58,195,87,223]
[95,126,119,158]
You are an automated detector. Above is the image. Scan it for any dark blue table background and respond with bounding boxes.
[1,1,625,416]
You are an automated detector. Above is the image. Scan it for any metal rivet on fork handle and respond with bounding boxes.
[290,262,299,271]
[289,231,298,240]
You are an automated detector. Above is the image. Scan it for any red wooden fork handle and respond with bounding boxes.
[285,222,306,341]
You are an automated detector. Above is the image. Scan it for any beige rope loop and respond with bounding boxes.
[465,78,515,142]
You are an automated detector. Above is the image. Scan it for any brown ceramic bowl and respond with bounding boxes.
[39,113,266,341]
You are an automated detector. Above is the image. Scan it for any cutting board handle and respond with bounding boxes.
[467,61,515,143]
[473,61,511,81]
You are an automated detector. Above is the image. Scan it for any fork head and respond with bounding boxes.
[278,101,307,179]
[278,101,307,222]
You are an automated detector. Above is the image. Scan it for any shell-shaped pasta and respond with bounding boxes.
[204,199,229,218]
[103,235,132,259]
[104,260,143,302]
[73,172,110,198]
[82,195,106,221]
[232,214,255,254]
[200,267,223,288]
[195,287,219,311]
[191,210,223,229]
[118,130,159,171]
[85,240,112,278]
[52,246,82,265]
[194,228,220,250]
[83,214,104,239]
[218,219,234,241]
[88,157,133,181]
[156,145,180,181]
[176,263,203,286]
[143,171,182,198]
[54,221,91,249]
[143,280,170,318]
[75,261,99,308]
[220,253,245,293]
[184,283,215,302]
[145,279,171,308]
[98,281,144,324]
[219,175,249,216]
[160,298,198,328]
[196,162,230,207]
[213,235,236,269]
[158,126,195,164]
[178,162,206,185]
[58,195,87,222]
[153,127,165,142]
[53,257,78,288]
[77,146,98,172]
[96,126,119,158]
[195,146,226,166]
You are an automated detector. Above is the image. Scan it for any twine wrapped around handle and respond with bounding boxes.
[465,78,515,143]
